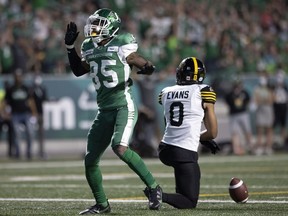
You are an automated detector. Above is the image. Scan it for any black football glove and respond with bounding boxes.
[200,140,220,154]
[137,62,155,75]
[65,22,79,46]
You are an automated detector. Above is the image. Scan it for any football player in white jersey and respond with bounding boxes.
[157,57,220,209]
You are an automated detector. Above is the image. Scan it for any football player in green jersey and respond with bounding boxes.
[65,8,162,214]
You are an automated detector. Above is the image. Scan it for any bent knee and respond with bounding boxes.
[186,197,198,208]
[112,145,128,157]
[179,199,197,209]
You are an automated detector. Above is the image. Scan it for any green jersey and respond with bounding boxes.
[81,33,138,110]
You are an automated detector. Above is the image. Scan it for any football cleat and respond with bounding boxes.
[143,185,162,210]
[79,203,111,215]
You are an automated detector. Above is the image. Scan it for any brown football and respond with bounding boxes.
[229,177,249,203]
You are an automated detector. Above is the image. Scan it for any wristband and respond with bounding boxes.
[66,44,75,49]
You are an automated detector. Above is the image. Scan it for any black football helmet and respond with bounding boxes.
[176,57,206,85]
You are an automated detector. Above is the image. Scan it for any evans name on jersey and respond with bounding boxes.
[167,91,189,100]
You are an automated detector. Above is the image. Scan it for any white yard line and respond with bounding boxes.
[0,198,287,204]
[4,173,288,182]
[0,155,287,170]
[7,173,174,182]
[1,184,288,190]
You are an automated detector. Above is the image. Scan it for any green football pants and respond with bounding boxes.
[85,104,138,164]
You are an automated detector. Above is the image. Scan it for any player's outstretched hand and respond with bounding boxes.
[65,22,79,46]
[137,62,155,75]
[200,140,220,154]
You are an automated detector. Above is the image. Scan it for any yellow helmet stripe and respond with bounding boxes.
[192,57,198,81]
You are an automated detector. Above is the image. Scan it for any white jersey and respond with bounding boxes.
[158,84,216,152]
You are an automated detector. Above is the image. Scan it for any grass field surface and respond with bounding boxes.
[0,154,288,215]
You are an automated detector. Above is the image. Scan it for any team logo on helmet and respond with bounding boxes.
[84,8,121,44]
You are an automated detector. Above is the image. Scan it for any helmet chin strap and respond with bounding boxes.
[92,36,113,46]
[92,36,102,44]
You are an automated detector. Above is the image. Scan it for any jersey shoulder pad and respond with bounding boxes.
[200,85,216,104]
[115,32,137,45]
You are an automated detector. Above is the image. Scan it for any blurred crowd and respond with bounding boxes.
[1,0,288,77]
[1,0,288,159]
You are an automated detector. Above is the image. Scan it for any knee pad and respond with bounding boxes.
[113,145,128,158]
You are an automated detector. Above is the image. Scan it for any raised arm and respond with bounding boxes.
[65,22,90,77]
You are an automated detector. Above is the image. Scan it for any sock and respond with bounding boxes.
[120,148,157,188]
[85,165,108,205]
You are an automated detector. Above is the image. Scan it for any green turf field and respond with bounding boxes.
[0,154,288,216]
